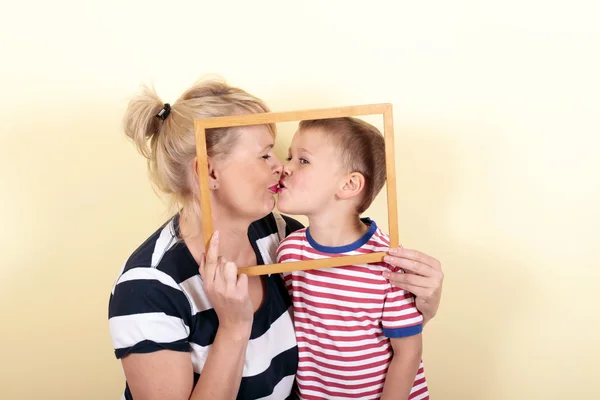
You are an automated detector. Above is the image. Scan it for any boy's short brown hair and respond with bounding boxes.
[298,117,386,214]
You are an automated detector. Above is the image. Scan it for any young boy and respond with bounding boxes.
[276,117,429,400]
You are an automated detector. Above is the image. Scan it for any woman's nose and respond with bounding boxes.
[273,159,283,176]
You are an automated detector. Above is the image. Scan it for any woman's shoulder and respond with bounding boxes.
[280,214,305,236]
[109,215,199,319]
[114,215,198,283]
[108,215,205,359]
[248,213,305,265]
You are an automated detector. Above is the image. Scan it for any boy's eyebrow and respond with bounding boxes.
[260,144,274,152]
[298,147,313,155]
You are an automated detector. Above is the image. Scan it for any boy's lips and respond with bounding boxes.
[277,180,287,193]
[268,180,286,194]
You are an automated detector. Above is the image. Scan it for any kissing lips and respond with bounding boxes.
[268,184,279,194]
[268,181,286,194]
[278,180,286,192]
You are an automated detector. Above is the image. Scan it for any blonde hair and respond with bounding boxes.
[298,117,386,214]
[123,78,274,224]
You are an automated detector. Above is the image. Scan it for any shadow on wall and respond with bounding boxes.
[0,99,170,399]
[391,124,540,399]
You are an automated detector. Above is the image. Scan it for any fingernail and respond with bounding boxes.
[213,231,219,239]
[389,248,398,255]
[382,271,390,279]
[384,256,393,262]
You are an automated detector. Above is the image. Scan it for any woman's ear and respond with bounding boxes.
[337,172,365,200]
[207,157,219,190]
[192,157,219,191]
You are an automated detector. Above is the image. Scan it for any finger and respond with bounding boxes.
[214,258,226,287]
[389,248,440,271]
[385,271,431,289]
[204,231,220,282]
[384,255,434,277]
[223,262,238,294]
[387,244,404,252]
[199,253,206,280]
[390,282,429,298]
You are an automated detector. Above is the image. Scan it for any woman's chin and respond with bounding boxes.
[263,194,277,213]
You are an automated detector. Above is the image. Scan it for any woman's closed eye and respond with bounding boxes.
[261,153,272,160]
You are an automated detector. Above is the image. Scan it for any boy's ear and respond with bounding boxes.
[192,157,219,190]
[337,172,366,200]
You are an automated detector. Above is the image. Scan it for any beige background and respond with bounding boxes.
[1,1,599,399]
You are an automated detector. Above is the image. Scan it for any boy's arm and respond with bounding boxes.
[381,261,425,399]
[381,333,423,400]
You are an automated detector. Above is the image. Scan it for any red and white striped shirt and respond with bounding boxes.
[277,219,429,400]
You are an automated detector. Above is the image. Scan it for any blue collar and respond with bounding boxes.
[306,218,377,254]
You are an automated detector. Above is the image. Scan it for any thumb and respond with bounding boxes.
[236,273,249,294]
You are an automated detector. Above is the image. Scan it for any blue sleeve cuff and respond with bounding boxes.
[383,323,423,338]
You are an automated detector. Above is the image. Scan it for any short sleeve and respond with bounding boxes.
[382,267,424,338]
[108,267,192,359]
[277,239,294,298]
[281,273,293,299]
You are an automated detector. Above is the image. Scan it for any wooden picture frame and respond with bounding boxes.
[194,103,398,276]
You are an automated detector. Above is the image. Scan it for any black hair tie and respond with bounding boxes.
[156,103,171,121]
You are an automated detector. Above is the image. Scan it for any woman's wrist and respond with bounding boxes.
[217,322,252,342]
[191,322,252,400]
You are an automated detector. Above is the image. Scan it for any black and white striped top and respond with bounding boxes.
[108,212,303,400]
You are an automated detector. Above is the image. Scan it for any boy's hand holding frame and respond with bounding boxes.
[194,103,398,276]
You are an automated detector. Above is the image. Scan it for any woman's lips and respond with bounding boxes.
[268,181,286,194]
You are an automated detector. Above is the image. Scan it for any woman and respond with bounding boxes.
[108,79,444,400]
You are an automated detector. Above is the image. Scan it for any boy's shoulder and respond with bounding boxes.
[278,227,308,247]
[276,228,308,264]
[368,224,391,250]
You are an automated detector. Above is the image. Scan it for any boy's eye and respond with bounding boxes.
[286,156,308,164]
[262,154,272,160]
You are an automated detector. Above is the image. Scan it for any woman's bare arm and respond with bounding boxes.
[122,231,254,400]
